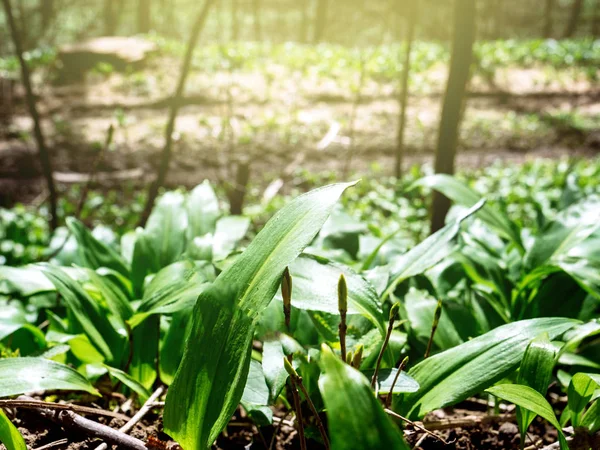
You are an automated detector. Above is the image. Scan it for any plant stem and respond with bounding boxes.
[288,375,307,450]
[384,356,409,409]
[424,300,443,359]
[295,378,330,450]
[371,304,399,390]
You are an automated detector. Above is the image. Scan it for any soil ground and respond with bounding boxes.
[1,53,599,207]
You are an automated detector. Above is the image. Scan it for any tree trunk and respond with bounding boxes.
[104,0,116,35]
[564,0,584,38]
[138,0,151,33]
[313,0,328,43]
[543,0,554,37]
[430,0,476,233]
[394,2,417,179]
[252,0,261,41]
[40,0,54,33]
[2,0,58,231]
[593,0,600,37]
[138,0,217,227]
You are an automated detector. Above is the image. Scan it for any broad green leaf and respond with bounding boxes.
[240,360,272,425]
[487,384,568,450]
[84,269,133,326]
[187,181,220,239]
[318,345,409,450]
[398,318,578,419]
[0,302,44,346]
[413,175,522,247]
[105,365,151,402]
[0,265,54,297]
[129,316,159,390]
[361,368,420,394]
[516,333,558,441]
[0,357,99,397]
[402,289,463,351]
[212,216,250,261]
[130,261,210,328]
[41,265,126,366]
[0,410,26,450]
[524,197,600,270]
[160,310,193,386]
[581,398,600,433]
[273,254,384,330]
[66,218,130,278]
[568,373,600,427]
[144,191,189,269]
[383,201,484,298]
[262,339,288,402]
[164,182,356,450]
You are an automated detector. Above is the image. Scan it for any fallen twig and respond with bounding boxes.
[33,439,69,450]
[384,408,447,444]
[93,386,165,450]
[17,396,148,450]
[421,413,516,431]
[58,410,148,450]
[0,398,130,420]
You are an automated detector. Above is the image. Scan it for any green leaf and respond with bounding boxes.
[273,254,384,330]
[568,373,600,427]
[402,289,463,351]
[129,316,158,390]
[383,201,484,298]
[581,398,600,433]
[361,368,420,394]
[486,384,568,450]
[212,216,250,261]
[516,333,558,440]
[164,182,356,450]
[159,310,193,386]
[187,181,220,239]
[0,265,55,297]
[66,218,130,278]
[318,345,409,450]
[105,365,151,402]
[262,339,288,402]
[413,175,522,248]
[0,357,99,397]
[524,197,600,270]
[144,191,189,269]
[41,265,126,366]
[398,318,578,419]
[240,360,272,425]
[0,409,26,450]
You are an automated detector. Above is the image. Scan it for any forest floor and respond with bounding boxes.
[5,392,563,450]
[1,50,599,207]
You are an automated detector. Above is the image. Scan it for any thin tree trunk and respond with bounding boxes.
[313,0,328,43]
[138,0,217,227]
[138,0,151,33]
[593,0,600,37]
[104,0,116,35]
[252,0,261,41]
[2,0,58,230]
[40,0,54,33]
[543,0,554,37]
[430,0,477,233]
[394,2,417,179]
[564,0,584,38]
